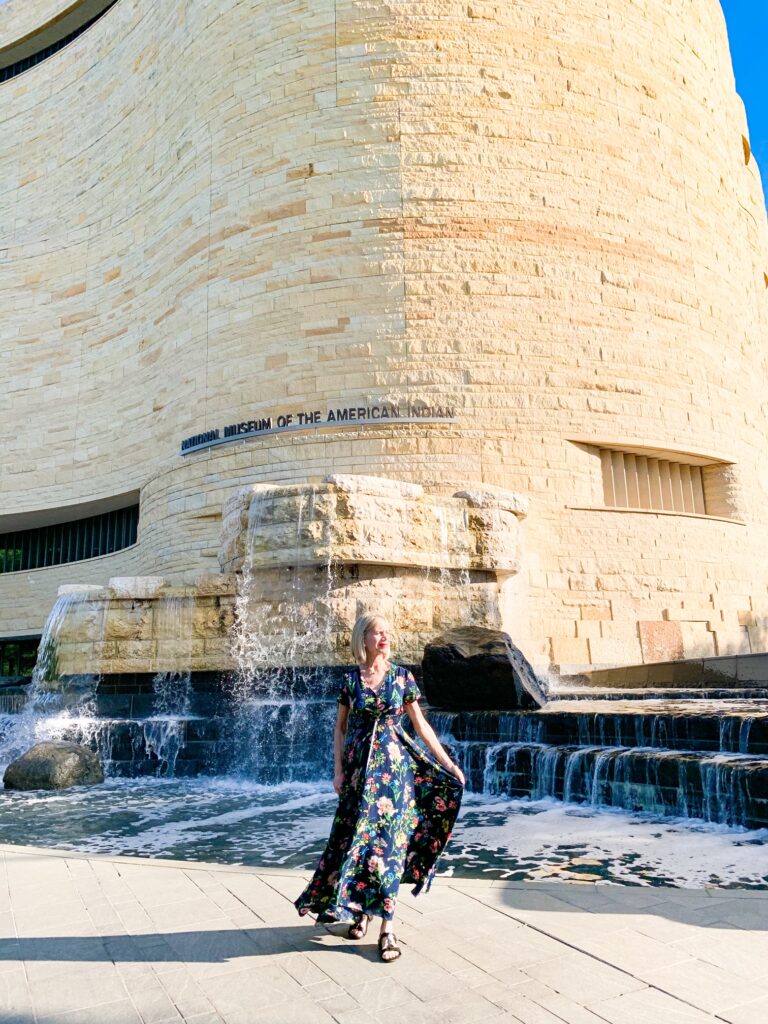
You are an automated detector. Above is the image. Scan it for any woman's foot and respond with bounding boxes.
[347,914,370,940]
[378,929,401,962]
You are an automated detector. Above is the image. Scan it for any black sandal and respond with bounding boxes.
[347,913,370,940]
[378,931,401,962]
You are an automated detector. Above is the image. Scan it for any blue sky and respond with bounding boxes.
[721,1,768,206]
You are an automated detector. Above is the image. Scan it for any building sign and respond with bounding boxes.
[179,401,456,455]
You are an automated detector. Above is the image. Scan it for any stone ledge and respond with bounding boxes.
[567,652,768,689]
[219,475,526,576]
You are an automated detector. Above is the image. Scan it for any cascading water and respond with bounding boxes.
[3,487,765,840]
[0,590,106,766]
[719,715,755,754]
[152,594,193,716]
[433,703,768,828]
[0,551,766,885]
[0,589,209,778]
[227,487,337,782]
[8,580,762,831]
[429,504,474,624]
[143,593,196,774]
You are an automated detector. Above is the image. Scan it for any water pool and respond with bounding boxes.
[0,777,766,889]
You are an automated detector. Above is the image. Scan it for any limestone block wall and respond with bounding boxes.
[2,0,768,674]
[0,546,143,639]
[219,476,525,575]
[47,576,237,679]
[223,475,525,667]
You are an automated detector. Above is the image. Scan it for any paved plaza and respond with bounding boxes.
[0,844,766,1023]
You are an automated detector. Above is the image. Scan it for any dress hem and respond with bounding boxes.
[295,899,396,923]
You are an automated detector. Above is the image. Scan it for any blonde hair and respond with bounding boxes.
[351,612,390,664]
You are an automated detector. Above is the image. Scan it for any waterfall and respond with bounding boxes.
[0,590,106,767]
[562,746,600,803]
[227,487,337,782]
[436,702,768,829]
[151,594,194,716]
[530,746,563,800]
[428,504,477,625]
[0,589,212,779]
[739,718,754,754]
[4,482,764,832]
[700,755,752,827]
[719,715,755,754]
[142,719,186,776]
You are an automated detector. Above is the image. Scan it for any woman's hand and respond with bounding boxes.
[406,700,466,787]
[333,770,345,795]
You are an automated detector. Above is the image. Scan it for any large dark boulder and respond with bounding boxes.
[422,627,548,710]
[4,741,104,791]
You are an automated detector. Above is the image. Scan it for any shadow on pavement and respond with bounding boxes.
[485,879,768,931]
[0,924,380,964]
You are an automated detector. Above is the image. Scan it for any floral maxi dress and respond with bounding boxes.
[295,665,463,921]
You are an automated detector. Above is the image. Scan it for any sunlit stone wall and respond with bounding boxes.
[2,0,768,672]
[45,577,236,680]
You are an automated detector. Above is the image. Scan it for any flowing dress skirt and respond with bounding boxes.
[295,666,462,921]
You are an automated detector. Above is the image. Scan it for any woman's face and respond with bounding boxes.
[364,620,391,659]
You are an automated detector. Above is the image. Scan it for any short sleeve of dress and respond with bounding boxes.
[403,670,421,705]
[337,674,351,706]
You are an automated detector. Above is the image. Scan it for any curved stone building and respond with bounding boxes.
[2,0,768,674]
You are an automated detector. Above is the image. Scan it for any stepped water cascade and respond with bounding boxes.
[429,702,768,828]
[78,588,210,777]
[2,549,767,833]
[0,480,767,884]
[2,579,768,835]
[221,485,768,830]
[0,589,209,777]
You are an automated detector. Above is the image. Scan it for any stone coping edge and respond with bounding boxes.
[0,0,117,66]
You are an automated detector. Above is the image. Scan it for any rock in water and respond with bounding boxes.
[3,741,104,791]
[422,627,547,710]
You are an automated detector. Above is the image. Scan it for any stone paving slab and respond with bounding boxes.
[0,844,767,1023]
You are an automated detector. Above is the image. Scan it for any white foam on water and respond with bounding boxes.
[0,778,765,888]
[0,776,337,865]
[448,793,768,888]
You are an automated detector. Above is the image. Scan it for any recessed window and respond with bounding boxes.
[0,636,39,679]
[0,504,138,573]
[594,446,738,519]
[600,450,707,514]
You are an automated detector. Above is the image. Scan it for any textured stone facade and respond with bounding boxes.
[2,0,768,672]
[220,476,525,576]
[43,577,237,679]
[223,475,525,665]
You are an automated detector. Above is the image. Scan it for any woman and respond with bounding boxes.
[295,613,465,962]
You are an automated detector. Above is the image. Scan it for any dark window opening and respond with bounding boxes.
[0,504,138,573]
[0,637,40,679]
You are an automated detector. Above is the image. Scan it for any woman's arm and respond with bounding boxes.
[333,703,350,795]
[405,700,466,786]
